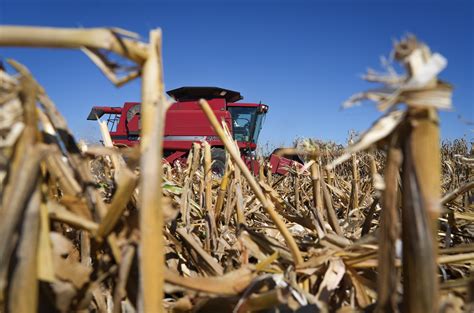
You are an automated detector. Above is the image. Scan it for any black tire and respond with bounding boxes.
[211,148,226,177]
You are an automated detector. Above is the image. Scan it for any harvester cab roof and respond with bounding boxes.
[167,86,243,103]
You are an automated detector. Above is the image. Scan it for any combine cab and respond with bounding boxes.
[88,86,297,175]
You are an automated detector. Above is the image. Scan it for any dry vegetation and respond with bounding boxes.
[0,26,472,313]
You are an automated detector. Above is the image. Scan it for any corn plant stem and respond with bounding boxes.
[234,165,246,225]
[351,153,359,209]
[215,169,229,220]
[8,186,41,313]
[321,178,343,236]
[368,152,378,189]
[310,162,326,237]
[441,180,474,205]
[401,108,440,313]
[96,168,138,239]
[203,142,217,248]
[204,143,213,217]
[199,99,303,265]
[294,166,300,210]
[139,29,165,313]
[0,72,44,299]
[310,162,323,213]
[375,147,402,313]
[38,200,55,282]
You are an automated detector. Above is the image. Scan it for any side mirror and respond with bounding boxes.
[258,104,268,114]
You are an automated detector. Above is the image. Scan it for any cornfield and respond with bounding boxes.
[0,26,472,313]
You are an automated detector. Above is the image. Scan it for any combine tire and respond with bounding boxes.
[211,148,226,176]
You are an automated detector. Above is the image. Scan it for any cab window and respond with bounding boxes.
[228,107,256,142]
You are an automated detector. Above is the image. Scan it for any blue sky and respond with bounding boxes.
[0,0,472,147]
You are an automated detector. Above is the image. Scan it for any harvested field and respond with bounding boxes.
[0,26,472,313]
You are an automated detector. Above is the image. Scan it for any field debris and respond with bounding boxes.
[0,26,473,313]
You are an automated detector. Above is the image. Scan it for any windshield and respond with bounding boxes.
[253,113,265,143]
[228,106,265,143]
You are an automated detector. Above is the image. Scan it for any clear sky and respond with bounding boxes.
[0,0,472,147]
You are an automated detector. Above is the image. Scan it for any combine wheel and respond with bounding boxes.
[211,148,226,176]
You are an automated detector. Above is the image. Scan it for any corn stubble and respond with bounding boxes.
[0,26,472,312]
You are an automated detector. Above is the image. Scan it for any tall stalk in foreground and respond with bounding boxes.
[394,39,443,312]
[330,35,453,312]
[139,29,166,313]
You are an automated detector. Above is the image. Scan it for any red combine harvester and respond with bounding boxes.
[87,86,297,175]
